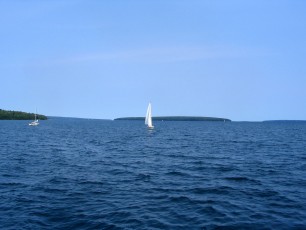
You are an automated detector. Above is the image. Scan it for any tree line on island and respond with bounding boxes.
[115,116,231,122]
[0,109,47,120]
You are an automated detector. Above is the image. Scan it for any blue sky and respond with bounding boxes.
[1,0,305,121]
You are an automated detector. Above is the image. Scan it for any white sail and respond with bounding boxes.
[145,103,154,128]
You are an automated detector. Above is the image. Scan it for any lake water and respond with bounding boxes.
[0,118,305,229]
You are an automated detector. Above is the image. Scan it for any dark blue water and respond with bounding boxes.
[1,118,305,229]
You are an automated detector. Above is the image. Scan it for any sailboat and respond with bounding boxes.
[29,110,39,126]
[145,103,154,129]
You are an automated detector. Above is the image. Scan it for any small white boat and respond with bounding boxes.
[145,103,154,129]
[29,110,39,126]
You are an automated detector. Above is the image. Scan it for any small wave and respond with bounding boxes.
[0,182,24,186]
[224,176,262,185]
[268,201,302,209]
[78,180,104,186]
[88,139,101,145]
[216,165,237,172]
[47,177,69,184]
[225,176,250,181]
[165,171,190,177]
[135,173,151,182]
[300,164,306,170]
[107,168,129,176]
[43,187,67,194]
[169,195,195,204]
[189,186,238,196]
[244,188,280,198]
[204,222,269,230]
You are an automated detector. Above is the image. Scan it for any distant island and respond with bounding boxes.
[0,109,47,120]
[115,116,231,122]
[263,120,306,123]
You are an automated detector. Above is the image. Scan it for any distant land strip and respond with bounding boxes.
[0,109,47,120]
[263,120,306,122]
[114,116,231,122]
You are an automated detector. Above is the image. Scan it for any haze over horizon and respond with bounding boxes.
[1,1,305,121]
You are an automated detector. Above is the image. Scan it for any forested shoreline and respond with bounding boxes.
[115,116,231,122]
[0,109,47,120]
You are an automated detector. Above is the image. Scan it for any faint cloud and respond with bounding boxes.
[39,45,272,66]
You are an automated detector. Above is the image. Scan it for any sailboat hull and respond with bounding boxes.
[29,121,39,126]
[29,119,39,126]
